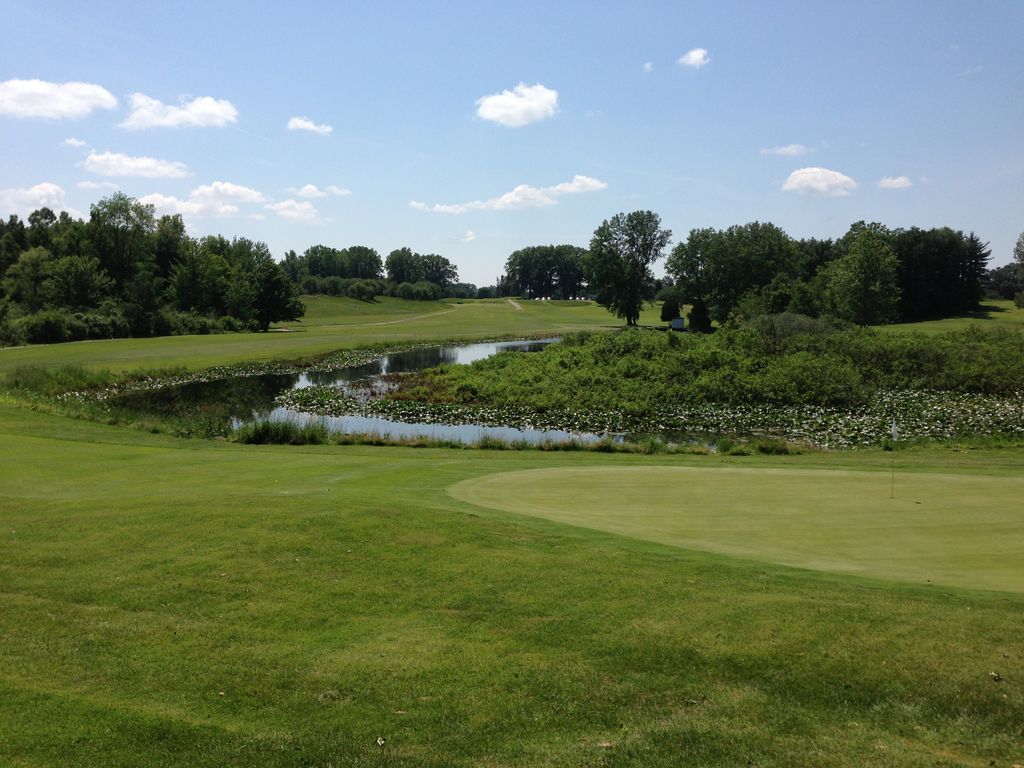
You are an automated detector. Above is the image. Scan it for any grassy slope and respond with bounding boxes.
[882,299,1024,334]
[2,298,1023,766]
[0,297,662,376]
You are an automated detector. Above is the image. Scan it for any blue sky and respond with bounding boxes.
[2,0,1022,285]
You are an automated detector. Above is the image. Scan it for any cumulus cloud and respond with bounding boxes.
[84,151,189,178]
[643,62,653,73]
[760,144,812,157]
[63,137,88,148]
[77,180,119,191]
[140,181,266,218]
[410,174,607,214]
[677,48,710,68]
[0,182,66,216]
[287,116,333,135]
[0,79,117,119]
[782,167,857,197]
[460,230,476,242]
[878,175,913,189]
[288,183,352,198]
[476,83,558,127]
[120,93,238,129]
[265,199,320,222]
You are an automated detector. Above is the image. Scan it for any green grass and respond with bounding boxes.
[450,465,1024,592]
[2,300,1023,766]
[1,404,1023,766]
[0,296,664,376]
[882,299,1024,333]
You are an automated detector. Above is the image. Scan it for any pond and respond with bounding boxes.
[111,339,618,446]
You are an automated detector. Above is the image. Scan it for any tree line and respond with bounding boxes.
[0,193,302,345]
[281,244,476,301]
[506,213,999,328]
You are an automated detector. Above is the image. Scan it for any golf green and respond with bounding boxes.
[449,465,1024,592]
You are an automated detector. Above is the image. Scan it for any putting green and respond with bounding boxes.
[450,466,1024,593]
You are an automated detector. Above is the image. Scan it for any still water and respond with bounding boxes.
[114,339,615,445]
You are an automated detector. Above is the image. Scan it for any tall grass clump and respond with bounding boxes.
[233,419,329,445]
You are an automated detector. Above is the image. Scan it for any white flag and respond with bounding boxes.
[891,420,899,441]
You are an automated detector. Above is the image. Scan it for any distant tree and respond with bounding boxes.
[3,246,55,312]
[666,222,796,322]
[659,293,681,322]
[153,214,188,279]
[385,247,421,284]
[89,192,156,287]
[587,211,672,326]
[418,253,458,288]
[27,207,57,250]
[44,254,113,309]
[251,258,304,331]
[344,245,383,280]
[823,228,900,325]
[1015,231,1024,281]
[687,298,713,333]
[985,263,1022,300]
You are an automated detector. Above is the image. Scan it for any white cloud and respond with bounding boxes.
[120,93,238,129]
[140,181,265,218]
[476,83,558,127]
[410,174,607,214]
[760,144,812,157]
[288,183,352,198]
[191,181,266,204]
[643,62,653,73]
[77,180,119,191]
[677,48,710,68]
[782,167,858,197]
[0,182,66,215]
[84,151,189,178]
[878,175,913,189]
[63,137,88,148]
[460,231,476,243]
[0,79,117,119]
[287,116,333,135]
[265,199,319,222]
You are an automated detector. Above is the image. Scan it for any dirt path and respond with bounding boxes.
[506,298,522,310]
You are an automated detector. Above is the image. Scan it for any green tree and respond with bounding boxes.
[1014,231,1024,281]
[251,259,304,331]
[3,246,55,312]
[587,211,672,326]
[344,245,383,279]
[666,222,796,322]
[385,247,421,284]
[823,229,901,325]
[89,192,156,288]
[44,254,113,309]
[418,253,458,288]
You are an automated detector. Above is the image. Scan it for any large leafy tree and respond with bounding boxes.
[587,211,672,326]
[823,228,900,325]
[666,222,797,322]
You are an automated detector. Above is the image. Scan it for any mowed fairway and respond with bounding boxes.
[0,296,656,376]
[450,466,1024,592]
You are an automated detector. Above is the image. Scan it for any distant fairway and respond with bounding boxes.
[450,465,1024,592]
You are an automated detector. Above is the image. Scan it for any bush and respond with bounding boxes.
[16,309,70,344]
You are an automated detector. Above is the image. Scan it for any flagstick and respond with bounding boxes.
[890,453,895,499]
